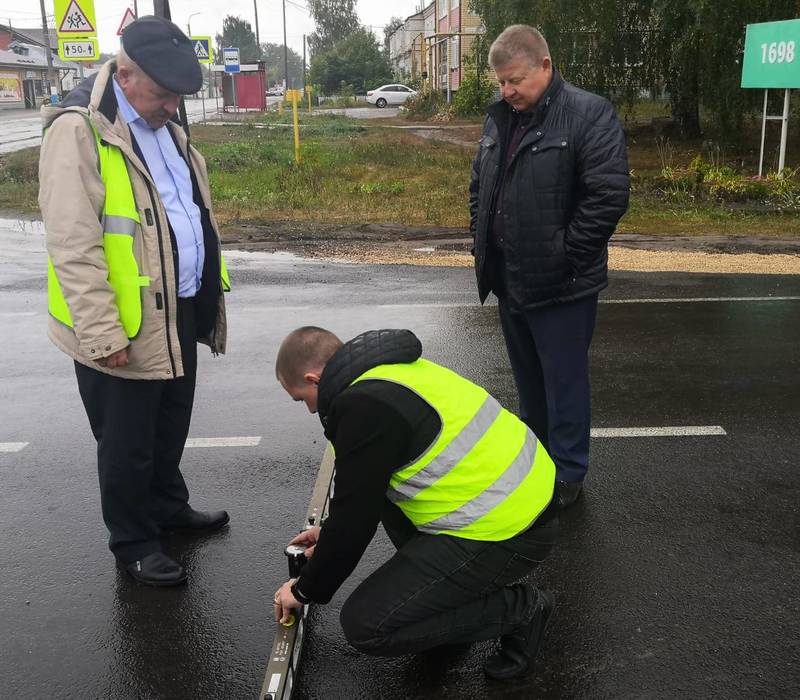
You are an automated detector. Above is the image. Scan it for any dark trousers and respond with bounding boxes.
[75,298,197,562]
[338,505,558,657]
[498,294,598,483]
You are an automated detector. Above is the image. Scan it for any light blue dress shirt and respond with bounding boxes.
[113,78,204,298]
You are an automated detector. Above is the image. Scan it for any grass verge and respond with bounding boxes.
[3,110,800,237]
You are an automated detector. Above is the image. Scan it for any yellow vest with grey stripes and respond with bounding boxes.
[352,359,555,541]
[47,119,231,338]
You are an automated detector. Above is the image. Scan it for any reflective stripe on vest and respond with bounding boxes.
[352,359,555,541]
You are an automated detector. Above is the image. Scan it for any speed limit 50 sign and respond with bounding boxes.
[58,37,99,61]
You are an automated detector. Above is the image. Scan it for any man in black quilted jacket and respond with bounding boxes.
[469,24,630,508]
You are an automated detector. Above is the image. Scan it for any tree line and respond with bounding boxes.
[470,0,800,137]
[215,2,393,96]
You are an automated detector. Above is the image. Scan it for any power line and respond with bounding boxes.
[284,0,309,14]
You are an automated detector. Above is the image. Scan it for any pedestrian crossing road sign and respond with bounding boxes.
[191,37,213,65]
[55,0,97,38]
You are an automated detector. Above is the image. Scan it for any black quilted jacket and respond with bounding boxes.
[469,70,630,310]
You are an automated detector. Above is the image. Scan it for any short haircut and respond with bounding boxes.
[116,46,144,79]
[489,25,550,69]
[276,326,343,387]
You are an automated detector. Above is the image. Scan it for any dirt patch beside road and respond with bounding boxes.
[223,221,800,274]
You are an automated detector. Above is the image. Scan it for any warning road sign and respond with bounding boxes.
[191,36,213,64]
[55,0,97,37]
[116,8,136,37]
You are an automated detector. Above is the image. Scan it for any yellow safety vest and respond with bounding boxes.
[47,119,231,338]
[352,359,555,541]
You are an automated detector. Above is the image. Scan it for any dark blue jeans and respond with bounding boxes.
[498,294,598,483]
[339,505,557,657]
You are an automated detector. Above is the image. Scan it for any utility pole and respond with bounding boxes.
[253,0,260,47]
[38,0,56,99]
[302,34,307,89]
[152,0,190,137]
[282,0,289,89]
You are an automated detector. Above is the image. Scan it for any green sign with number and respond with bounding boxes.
[741,19,800,88]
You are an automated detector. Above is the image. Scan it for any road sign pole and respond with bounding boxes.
[779,88,791,175]
[39,0,57,98]
[759,89,768,178]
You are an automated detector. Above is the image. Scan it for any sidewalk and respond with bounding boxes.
[0,107,37,121]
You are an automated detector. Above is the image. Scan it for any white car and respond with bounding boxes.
[366,84,417,108]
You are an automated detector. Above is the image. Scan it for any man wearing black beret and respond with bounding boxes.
[38,16,230,587]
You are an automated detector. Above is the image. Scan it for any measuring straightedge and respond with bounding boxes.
[259,445,336,700]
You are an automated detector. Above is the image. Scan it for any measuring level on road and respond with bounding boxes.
[58,37,98,61]
[260,445,336,700]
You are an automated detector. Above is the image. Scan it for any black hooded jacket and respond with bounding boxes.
[294,329,440,604]
[469,70,630,310]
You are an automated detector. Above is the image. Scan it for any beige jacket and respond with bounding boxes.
[38,61,226,380]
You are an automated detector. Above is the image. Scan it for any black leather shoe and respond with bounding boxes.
[121,552,187,587]
[163,506,230,533]
[483,589,555,680]
[556,480,583,509]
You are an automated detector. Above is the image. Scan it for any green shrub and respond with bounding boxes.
[403,84,446,120]
[451,71,496,117]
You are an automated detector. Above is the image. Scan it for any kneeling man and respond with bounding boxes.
[273,327,559,678]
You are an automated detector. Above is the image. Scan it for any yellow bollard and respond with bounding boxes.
[306,85,313,113]
[290,90,301,164]
[278,98,284,115]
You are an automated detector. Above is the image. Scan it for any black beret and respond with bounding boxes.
[122,16,202,95]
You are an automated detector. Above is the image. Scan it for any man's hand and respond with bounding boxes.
[273,578,302,624]
[97,348,129,368]
[289,525,321,559]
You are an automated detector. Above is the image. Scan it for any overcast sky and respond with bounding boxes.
[10,0,425,56]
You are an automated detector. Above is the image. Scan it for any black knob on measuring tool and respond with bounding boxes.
[284,543,308,578]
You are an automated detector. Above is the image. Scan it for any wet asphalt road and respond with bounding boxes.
[1,218,799,699]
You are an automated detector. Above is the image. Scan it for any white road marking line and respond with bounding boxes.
[0,312,37,317]
[0,442,29,452]
[379,297,799,310]
[591,426,727,438]
[600,296,800,304]
[184,436,262,448]
[379,303,496,309]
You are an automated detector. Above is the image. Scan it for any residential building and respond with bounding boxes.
[0,24,93,110]
[387,1,485,96]
[388,10,425,80]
